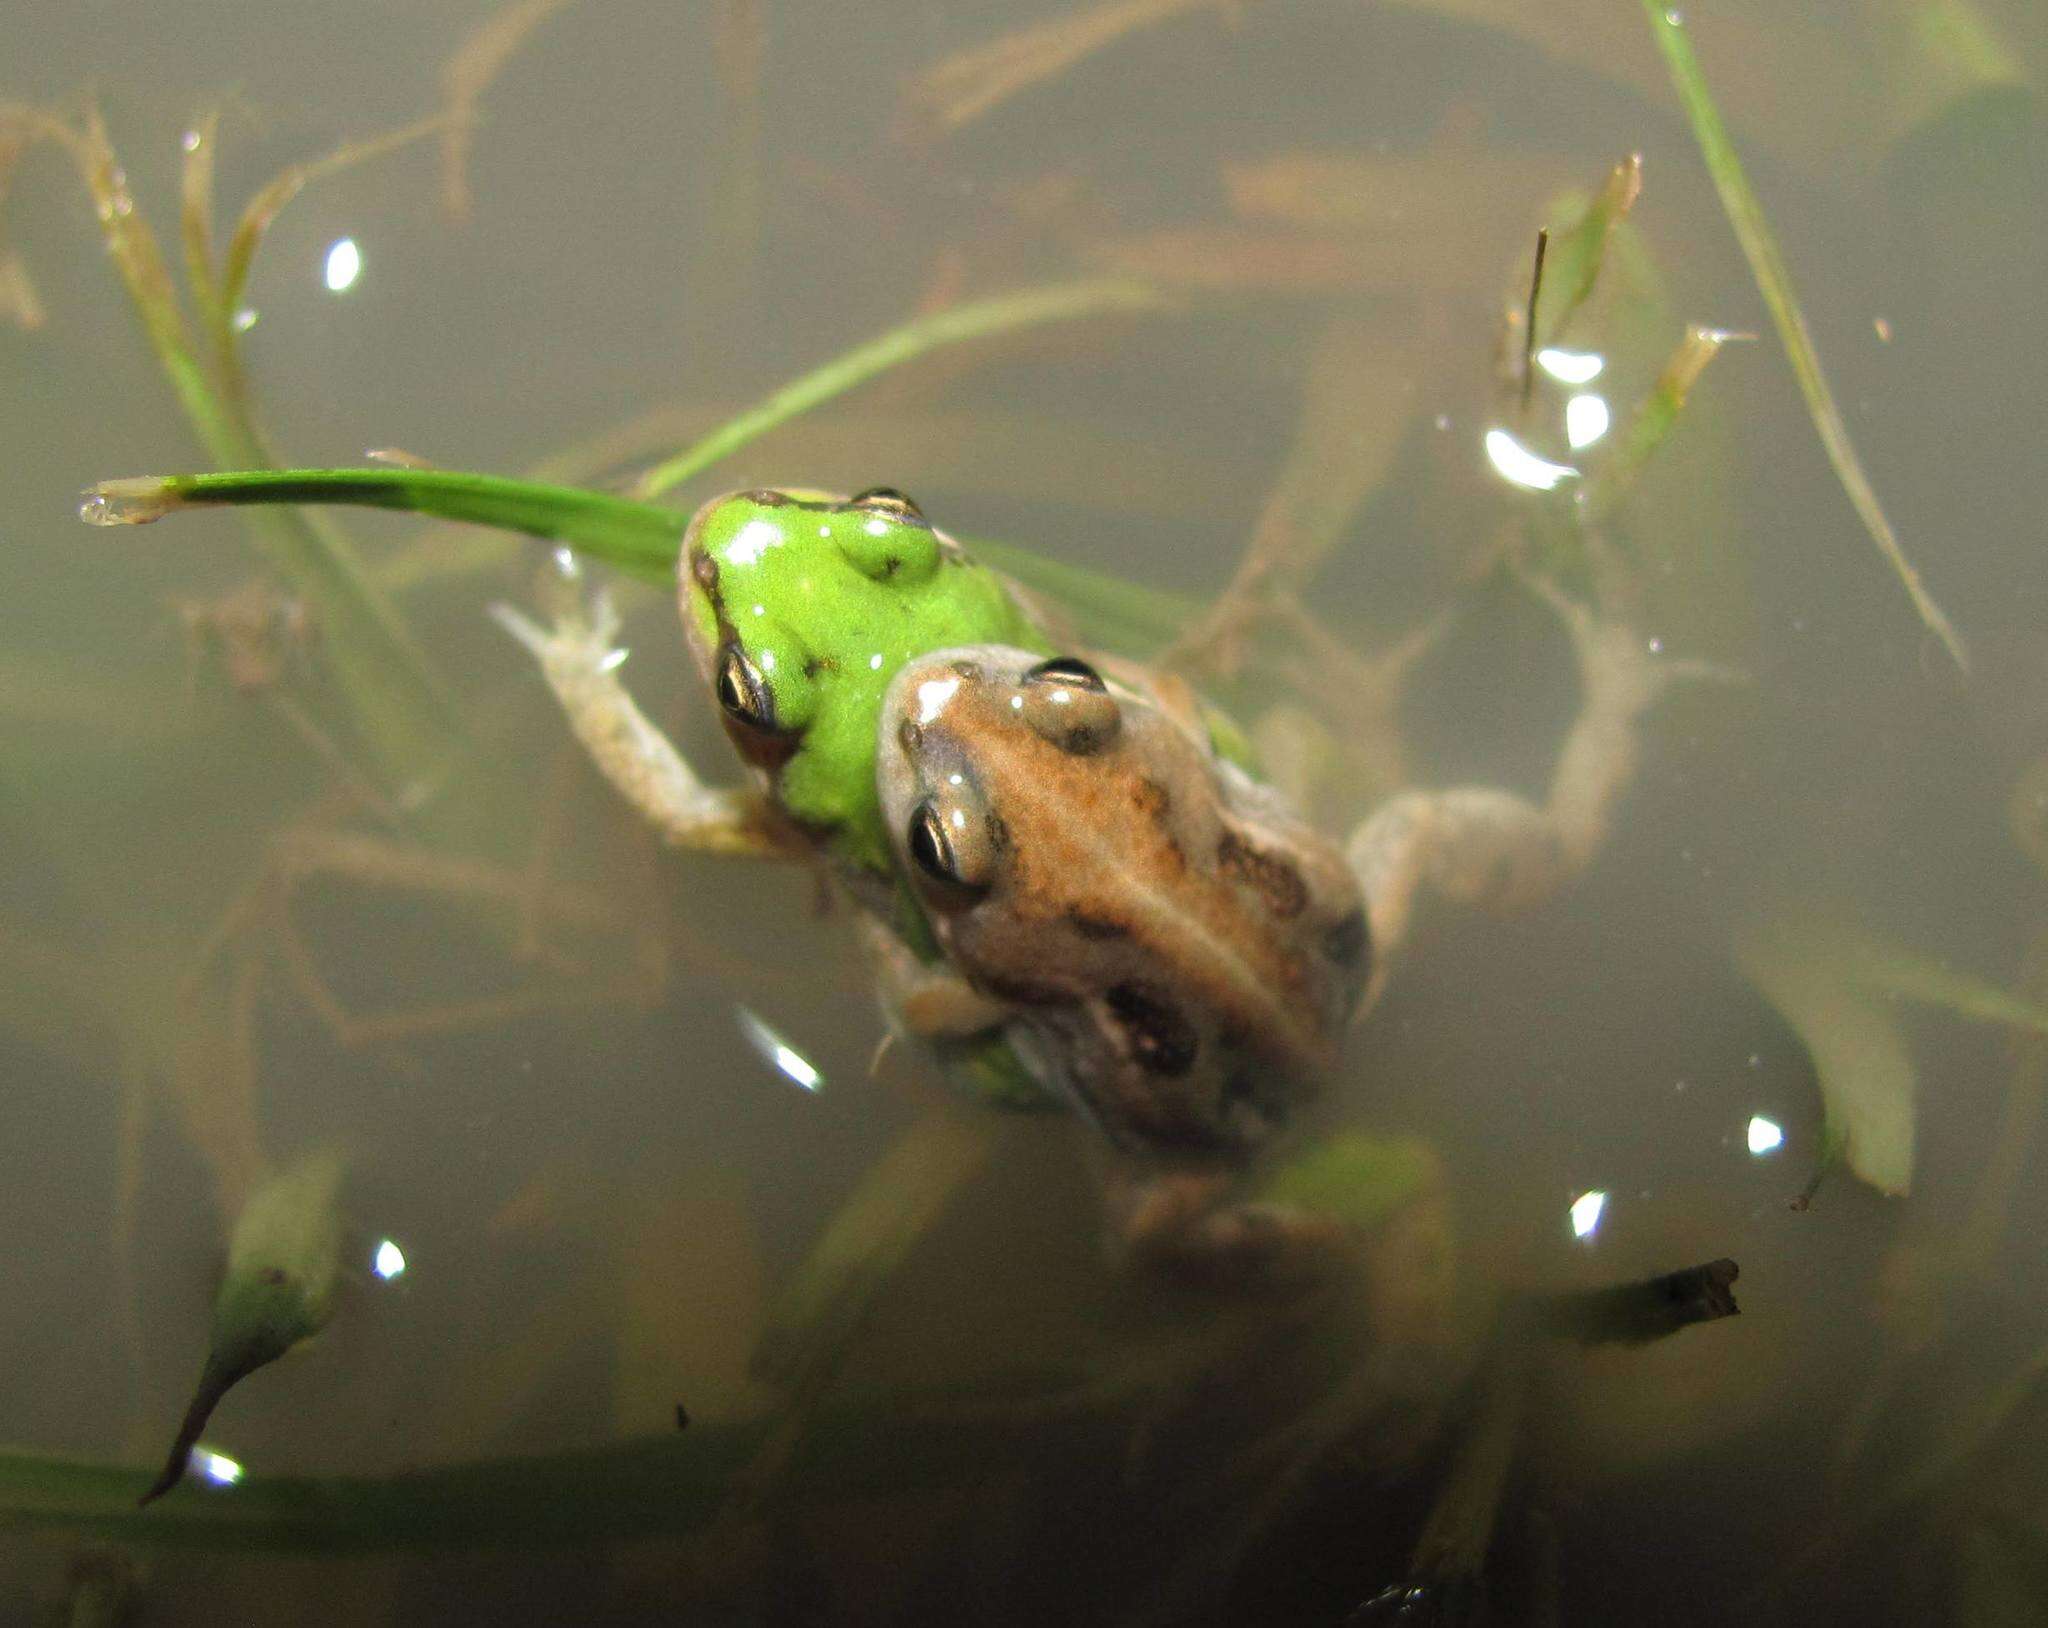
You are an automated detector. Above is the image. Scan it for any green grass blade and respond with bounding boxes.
[963,533,1198,653]
[1642,3,1968,672]
[631,277,1168,500]
[83,468,688,585]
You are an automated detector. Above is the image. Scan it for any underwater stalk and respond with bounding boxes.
[1641,3,1967,672]
[140,1152,345,1507]
[631,277,1167,500]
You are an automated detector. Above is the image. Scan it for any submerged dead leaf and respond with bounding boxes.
[218,114,447,322]
[1224,149,1580,251]
[0,248,42,329]
[1734,911,1917,1198]
[900,0,1245,139]
[440,0,580,220]
[1082,226,1446,295]
[1529,154,1642,353]
[1735,908,2048,1202]
[1165,314,1422,673]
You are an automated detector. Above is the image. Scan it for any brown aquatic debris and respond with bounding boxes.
[1543,1257,1741,1345]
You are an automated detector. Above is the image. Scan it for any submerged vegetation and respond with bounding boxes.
[3,0,2045,1620]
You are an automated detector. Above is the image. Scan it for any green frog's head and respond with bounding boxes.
[681,487,1046,877]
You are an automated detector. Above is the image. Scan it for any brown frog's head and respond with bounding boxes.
[877,645,1368,1158]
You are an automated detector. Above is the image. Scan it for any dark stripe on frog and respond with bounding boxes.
[1133,777,1184,871]
[1214,829,1307,919]
[1067,910,1130,941]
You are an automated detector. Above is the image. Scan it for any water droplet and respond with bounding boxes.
[78,480,175,526]
[1569,1190,1607,1238]
[322,236,363,293]
[1664,7,1684,24]
[181,129,204,153]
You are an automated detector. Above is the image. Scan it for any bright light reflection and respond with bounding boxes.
[322,237,362,293]
[737,1008,823,1092]
[1536,347,1604,384]
[372,1238,407,1280]
[1747,1115,1785,1155]
[196,1448,244,1486]
[1565,393,1612,449]
[1483,429,1578,492]
[725,518,782,567]
[914,675,960,724]
[1569,1189,1607,1239]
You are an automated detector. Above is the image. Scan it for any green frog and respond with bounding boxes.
[495,485,1063,1106]
[498,487,1050,872]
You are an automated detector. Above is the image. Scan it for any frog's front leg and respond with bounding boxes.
[856,914,1015,1040]
[1347,573,1703,1006]
[1106,1164,1350,1289]
[492,592,790,859]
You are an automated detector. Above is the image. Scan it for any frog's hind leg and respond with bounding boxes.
[1105,1163,1350,1290]
[1346,565,1725,1008]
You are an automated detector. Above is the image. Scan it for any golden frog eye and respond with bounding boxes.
[905,796,996,910]
[846,487,929,527]
[1019,656,1120,754]
[714,640,802,766]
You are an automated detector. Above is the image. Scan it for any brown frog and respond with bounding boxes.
[873,574,1684,1280]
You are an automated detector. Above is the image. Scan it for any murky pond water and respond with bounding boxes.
[4,1,2046,1621]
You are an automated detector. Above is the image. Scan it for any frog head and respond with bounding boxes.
[681,487,1048,877]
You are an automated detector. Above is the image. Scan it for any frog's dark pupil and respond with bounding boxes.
[848,486,927,526]
[1022,656,1106,692]
[907,802,968,888]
